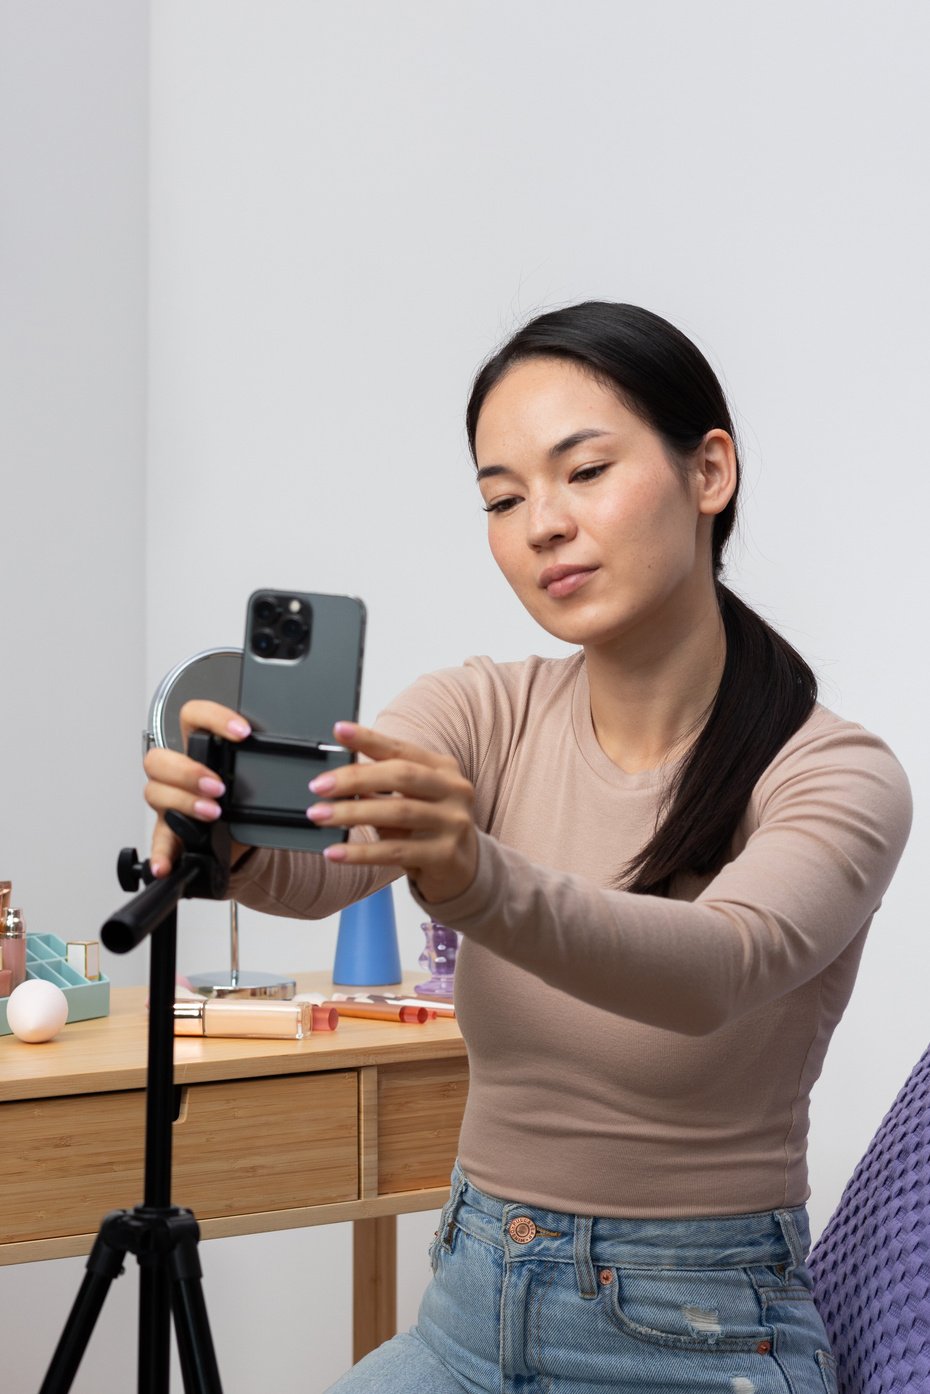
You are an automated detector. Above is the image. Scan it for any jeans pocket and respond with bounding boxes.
[607,1266,772,1352]
[815,1348,838,1394]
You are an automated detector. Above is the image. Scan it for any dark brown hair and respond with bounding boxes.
[466,301,817,895]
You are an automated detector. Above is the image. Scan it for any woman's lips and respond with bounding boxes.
[545,568,598,598]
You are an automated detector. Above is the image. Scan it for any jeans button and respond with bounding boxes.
[508,1216,537,1244]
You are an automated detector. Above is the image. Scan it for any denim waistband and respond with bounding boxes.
[438,1162,811,1301]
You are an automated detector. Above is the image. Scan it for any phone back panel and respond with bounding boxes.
[230,590,366,851]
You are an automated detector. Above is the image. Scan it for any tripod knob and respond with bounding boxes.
[117,847,153,892]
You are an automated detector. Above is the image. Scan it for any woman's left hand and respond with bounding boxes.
[307,722,479,904]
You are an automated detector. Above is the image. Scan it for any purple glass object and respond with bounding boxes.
[808,1041,930,1392]
[414,920,458,999]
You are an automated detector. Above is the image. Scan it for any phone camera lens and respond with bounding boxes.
[252,629,278,658]
[280,616,309,643]
[254,598,279,625]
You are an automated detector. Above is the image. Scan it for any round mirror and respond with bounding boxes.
[145,647,243,755]
[145,646,295,1000]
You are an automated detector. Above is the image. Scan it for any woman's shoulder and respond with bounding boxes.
[754,701,913,830]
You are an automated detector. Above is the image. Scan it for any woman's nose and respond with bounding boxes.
[525,495,577,548]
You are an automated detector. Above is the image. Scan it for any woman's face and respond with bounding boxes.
[473,357,732,653]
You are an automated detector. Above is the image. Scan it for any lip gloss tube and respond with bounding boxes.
[173,998,313,1039]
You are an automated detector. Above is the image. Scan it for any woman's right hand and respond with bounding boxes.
[142,700,253,877]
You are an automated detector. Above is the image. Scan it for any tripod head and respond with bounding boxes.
[104,732,235,956]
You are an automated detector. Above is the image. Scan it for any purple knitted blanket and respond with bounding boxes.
[808,1043,930,1392]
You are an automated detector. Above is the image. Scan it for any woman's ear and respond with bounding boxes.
[695,429,738,518]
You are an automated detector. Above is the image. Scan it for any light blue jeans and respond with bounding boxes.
[326,1161,838,1393]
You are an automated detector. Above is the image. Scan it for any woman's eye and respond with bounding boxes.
[571,464,609,483]
[482,496,519,514]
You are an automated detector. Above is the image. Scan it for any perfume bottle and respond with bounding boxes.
[415,919,459,999]
[1,904,27,992]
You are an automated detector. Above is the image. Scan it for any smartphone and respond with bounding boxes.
[229,589,367,852]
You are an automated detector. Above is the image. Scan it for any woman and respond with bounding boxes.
[144,303,912,1392]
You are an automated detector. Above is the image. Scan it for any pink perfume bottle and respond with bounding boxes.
[0,904,26,992]
[414,920,459,999]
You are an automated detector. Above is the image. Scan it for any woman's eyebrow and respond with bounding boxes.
[476,428,613,482]
[548,427,612,458]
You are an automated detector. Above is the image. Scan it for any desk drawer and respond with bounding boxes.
[377,1057,469,1193]
[2,1071,357,1244]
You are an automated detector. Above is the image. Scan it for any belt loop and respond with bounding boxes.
[439,1163,468,1252]
[774,1209,807,1278]
[573,1215,597,1299]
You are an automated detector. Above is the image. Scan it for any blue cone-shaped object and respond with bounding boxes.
[333,884,402,986]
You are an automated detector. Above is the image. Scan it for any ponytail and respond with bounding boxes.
[619,586,817,895]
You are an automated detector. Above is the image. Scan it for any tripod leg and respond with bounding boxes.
[39,1222,127,1394]
[169,1226,223,1394]
[139,1258,172,1394]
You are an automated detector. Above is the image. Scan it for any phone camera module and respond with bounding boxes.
[250,592,311,661]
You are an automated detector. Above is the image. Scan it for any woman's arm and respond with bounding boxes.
[311,719,912,1035]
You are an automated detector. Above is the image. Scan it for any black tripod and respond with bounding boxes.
[40,734,233,1394]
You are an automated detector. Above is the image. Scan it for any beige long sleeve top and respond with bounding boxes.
[231,651,913,1217]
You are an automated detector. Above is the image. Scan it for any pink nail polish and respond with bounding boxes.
[227,718,252,738]
[198,776,226,797]
[193,799,222,821]
[333,721,356,738]
[307,803,333,821]
[309,773,336,794]
[323,844,348,861]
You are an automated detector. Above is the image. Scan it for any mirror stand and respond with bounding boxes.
[186,900,295,999]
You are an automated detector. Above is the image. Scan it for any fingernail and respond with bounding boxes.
[150,859,166,878]
[323,844,347,861]
[198,776,226,797]
[309,773,336,793]
[193,799,222,820]
[307,803,333,821]
[227,718,252,738]
[334,721,356,738]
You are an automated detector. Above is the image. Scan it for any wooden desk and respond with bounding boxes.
[0,972,468,1363]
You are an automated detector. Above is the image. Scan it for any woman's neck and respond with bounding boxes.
[583,595,726,775]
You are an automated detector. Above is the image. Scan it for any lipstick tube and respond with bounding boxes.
[173,998,313,1039]
[322,999,432,1024]
[330,992,455,1018]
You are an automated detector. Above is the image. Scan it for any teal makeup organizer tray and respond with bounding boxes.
[0,933,110,1036]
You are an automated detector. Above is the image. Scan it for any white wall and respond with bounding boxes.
[4,2,929,1390]
[0,3,153,1390]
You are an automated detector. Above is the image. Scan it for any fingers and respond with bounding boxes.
[144,746,227,797]
[330,722,455,771]
[144,772,225,823]
[320,819,480,905]
[143,715,246,876]
[309,754,469,803]
[308,796,434,831]
[149,816,183,879]
[178,700,252,749]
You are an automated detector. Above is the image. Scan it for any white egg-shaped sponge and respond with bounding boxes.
[7,979,69,1043]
